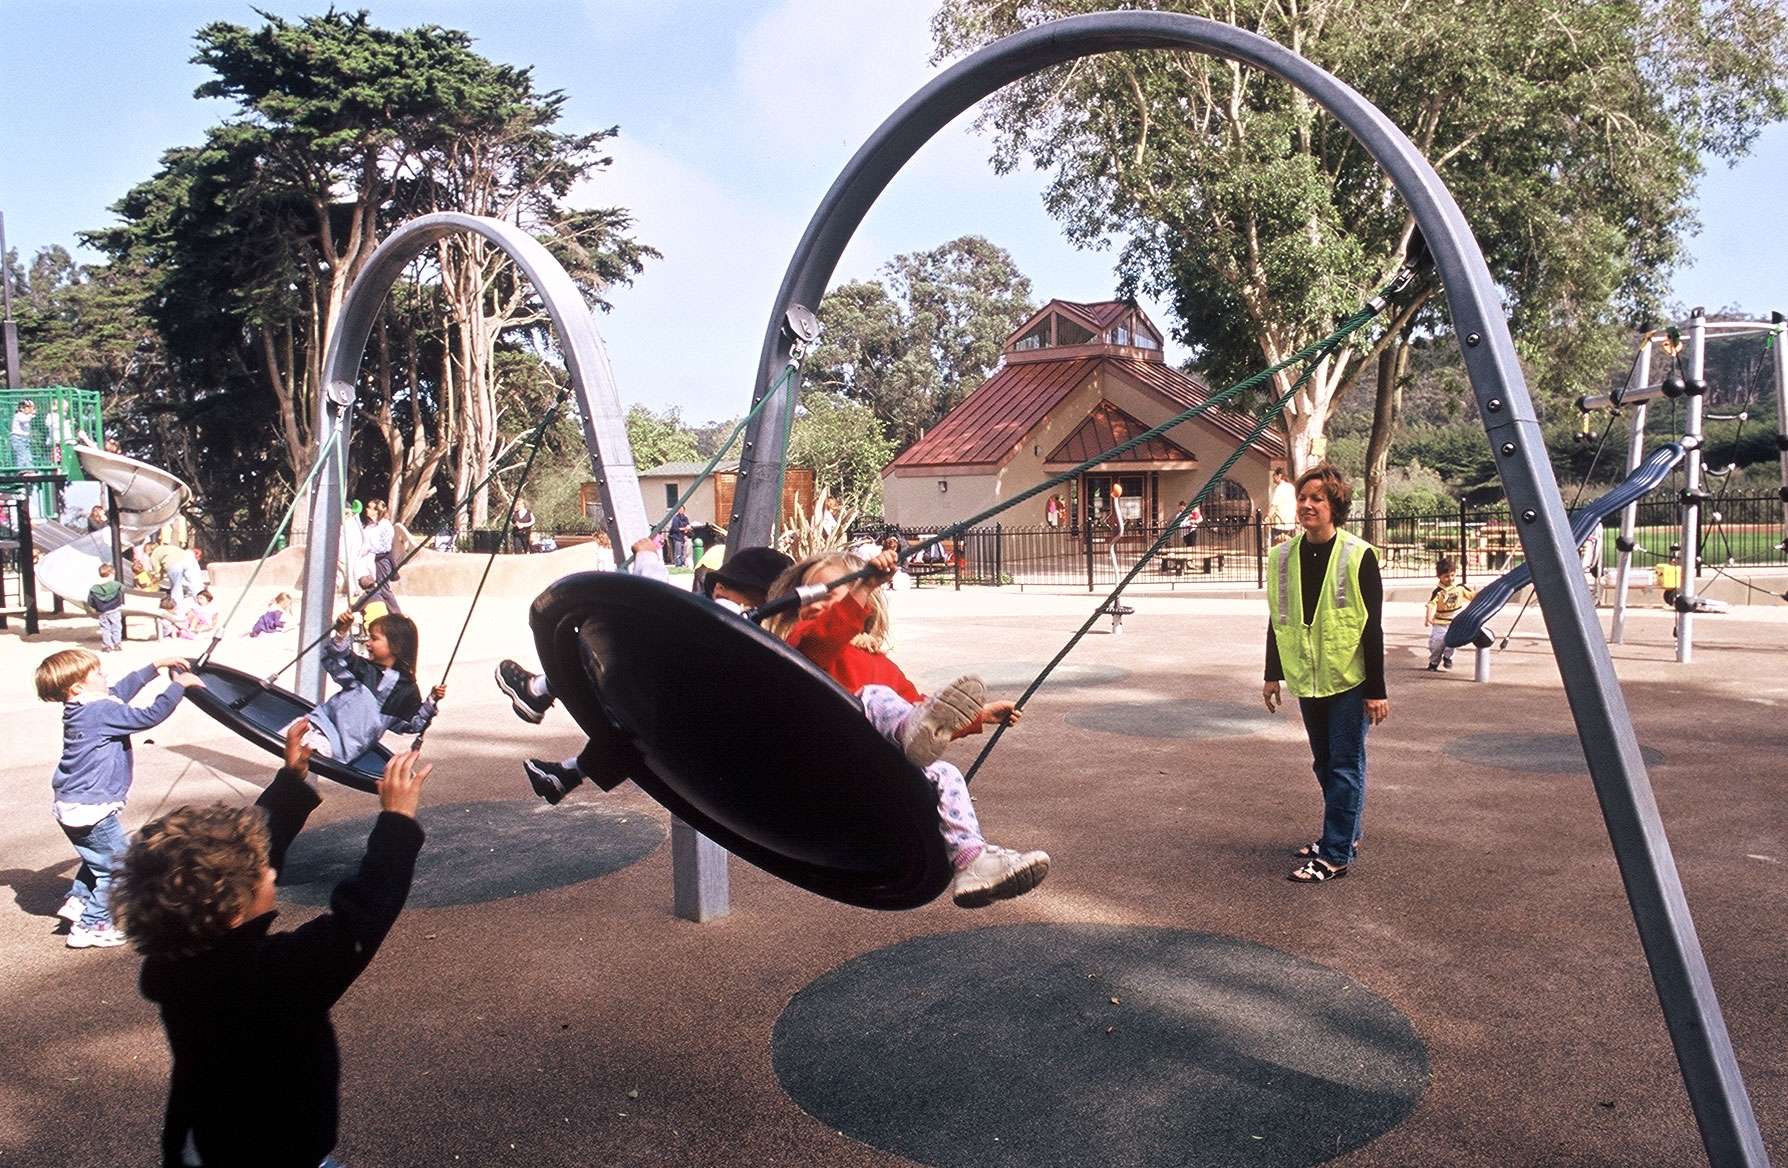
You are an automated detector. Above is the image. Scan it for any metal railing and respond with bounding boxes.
[851,495,1787,591]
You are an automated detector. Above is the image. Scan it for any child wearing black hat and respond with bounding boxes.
[496,543,794,802]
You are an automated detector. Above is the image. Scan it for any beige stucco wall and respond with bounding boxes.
[882,364,1285,527]
[635,475,719,526]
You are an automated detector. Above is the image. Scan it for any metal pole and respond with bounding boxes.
[1677,310,1707,663]
[1,211,21,390]
[737,14,1766,1162]
[1610,343,1653,644]
[18,495,38,635]
[1770,312,1787,546]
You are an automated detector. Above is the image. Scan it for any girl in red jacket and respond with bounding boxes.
[768,548,1049,908]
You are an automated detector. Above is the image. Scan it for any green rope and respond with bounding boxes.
[961,328,1360,784]
[618,360,799,569]
[199,421,346,665]
[895,291,1392,567]
[260,386,574,688]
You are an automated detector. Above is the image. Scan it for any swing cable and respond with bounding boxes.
[197,420,347,668]
[617,359,801,571]
[253,384,574,695]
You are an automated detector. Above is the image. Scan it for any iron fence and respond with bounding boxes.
[854,494,1786,591]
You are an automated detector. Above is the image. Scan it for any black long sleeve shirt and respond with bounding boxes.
[142,768,424,1168]
[1264,534,1387,700]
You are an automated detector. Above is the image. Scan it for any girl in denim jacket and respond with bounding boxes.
[286,612,445,760]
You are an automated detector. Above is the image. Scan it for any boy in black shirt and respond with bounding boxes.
[114,738,431,1167]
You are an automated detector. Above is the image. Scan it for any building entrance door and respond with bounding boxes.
[1083,472,1147,530]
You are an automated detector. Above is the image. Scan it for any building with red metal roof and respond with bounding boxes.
[881,299,1287,529]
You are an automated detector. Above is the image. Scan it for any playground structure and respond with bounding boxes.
[1580,309,1788,661]
[78,10,1761,1165]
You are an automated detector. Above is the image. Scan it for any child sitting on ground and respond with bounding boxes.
[285,612,445,761]
[114,738,431,1167]
[86,562,126,652]
[1423,556,1476,671]
[495,542,792,803]
[36,648,201,948]
[249,591,294,637]
[156,595,192,640]
[767,548,1049,908]
[184,588,219,637]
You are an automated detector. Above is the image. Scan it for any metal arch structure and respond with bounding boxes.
[727,12,1767,1166]
[297,212,650,699]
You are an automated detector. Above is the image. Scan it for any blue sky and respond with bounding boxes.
[2,0,1783,426]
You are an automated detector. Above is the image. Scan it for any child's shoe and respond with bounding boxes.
[901,675,986,767]
[496,660,554,723]
[66,923,126,949]
[56,896,83,924]
[951,843,1050,908]
[524,758,582,805]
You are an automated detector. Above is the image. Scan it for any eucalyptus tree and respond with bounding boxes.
[808,235,1034,445]
[932,0,1788,498]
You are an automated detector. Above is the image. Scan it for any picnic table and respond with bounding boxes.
[1156,547,1227,575]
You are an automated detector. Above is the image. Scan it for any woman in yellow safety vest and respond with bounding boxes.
[1262,465,1389,884]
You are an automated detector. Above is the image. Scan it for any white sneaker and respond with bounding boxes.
[66,923,126,949]
[951,843,1050,908]
[56,896,83,924]
[901,675,986,767]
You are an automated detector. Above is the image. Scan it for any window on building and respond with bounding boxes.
[1013,318,1052,351]
[1056,317,1095,346]
[665,483,679,509]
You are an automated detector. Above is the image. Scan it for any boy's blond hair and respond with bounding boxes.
[113,805,270,957]
[764,551,892,653]
[98,562,115,578]
[36,648,100,702]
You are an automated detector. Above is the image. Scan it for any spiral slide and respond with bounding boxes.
[32,446,193,607]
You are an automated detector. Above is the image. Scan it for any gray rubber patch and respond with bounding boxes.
[278,800,664,908]
[774,924,1427,1168]
[1065,698,1286,739]
[1442,732,1665,774]
[922,662,1129,693]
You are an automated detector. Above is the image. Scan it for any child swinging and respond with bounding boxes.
[284,611,445,761]
[766,548,1050,908]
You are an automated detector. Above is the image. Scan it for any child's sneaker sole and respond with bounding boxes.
[902,675,987,767]
[66,927,126,949]
[952,850,1050,908]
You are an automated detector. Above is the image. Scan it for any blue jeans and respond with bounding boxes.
[10,434,33,468]
[97,609,122,649]
[60,811,128,930]
[1297,684,1369,867]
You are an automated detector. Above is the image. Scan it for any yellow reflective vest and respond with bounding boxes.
[1267,529,1373,699]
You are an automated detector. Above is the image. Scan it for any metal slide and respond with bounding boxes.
[1446,442,1686,648]
[33,445,192,606]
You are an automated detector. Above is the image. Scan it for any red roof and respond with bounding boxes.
[1053,300,1133,330]
[888,356,1286,470]
[1046,400,1196,464]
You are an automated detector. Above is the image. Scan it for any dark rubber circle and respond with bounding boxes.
[278,800,664,908]
[774,923,1428,1168]
[1443,732,1665,775]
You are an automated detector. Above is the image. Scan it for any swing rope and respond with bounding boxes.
[617,359,801,571]
[254,384,574,693]
[198,420,347,667]
[415,386,574,748]
[961,319,1368,783]
[888,281,1405,570]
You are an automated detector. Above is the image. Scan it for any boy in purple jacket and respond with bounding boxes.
[35,648,202,948]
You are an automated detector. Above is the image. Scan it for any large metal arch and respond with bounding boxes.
[729,12,1766,1165]
[295,212,649,699]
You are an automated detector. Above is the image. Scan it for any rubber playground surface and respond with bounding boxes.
[1,582,1784,1167]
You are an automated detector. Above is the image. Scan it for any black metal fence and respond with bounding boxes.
[857,493,1787,590]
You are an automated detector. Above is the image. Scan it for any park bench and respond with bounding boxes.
[1156,547,1227,575]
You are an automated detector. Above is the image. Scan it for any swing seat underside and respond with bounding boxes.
[183,661,393,794]
[530,571,954,910]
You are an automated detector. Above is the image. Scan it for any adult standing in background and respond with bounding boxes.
[1262,465,1387,884]
[1266,466,1297,545]
[361,499,402,614]
[512,496,535,554]
[667,505,692,567]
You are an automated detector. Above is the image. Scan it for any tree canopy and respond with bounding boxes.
[932,0,1788,474]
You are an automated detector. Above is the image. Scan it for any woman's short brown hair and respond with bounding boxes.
[113,804,271,957]
[35,648,100,702]
[1294,464,1354,525]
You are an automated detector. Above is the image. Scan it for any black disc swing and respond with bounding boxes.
[530,571,954,910]
[182,360,572,795]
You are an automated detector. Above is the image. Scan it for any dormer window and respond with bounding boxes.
[1055,318,1094,346]
[1002,299,1167,362]
[1013,318,1052,351]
